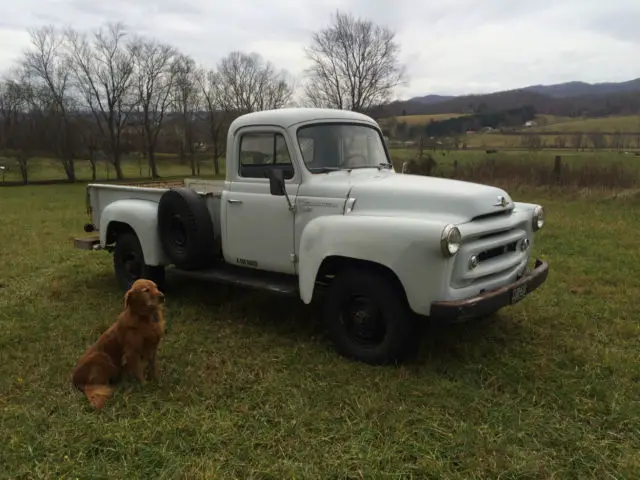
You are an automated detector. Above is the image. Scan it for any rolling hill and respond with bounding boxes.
[522,78,640,98]
[373,78,640,119]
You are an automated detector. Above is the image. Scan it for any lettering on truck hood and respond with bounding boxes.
[346,172,513,222]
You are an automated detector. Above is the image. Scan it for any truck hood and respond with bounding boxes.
[345,171,513,223]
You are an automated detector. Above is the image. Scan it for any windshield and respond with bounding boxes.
[296,123,391,173]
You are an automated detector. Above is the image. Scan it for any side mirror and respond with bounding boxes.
[268,168,285,196]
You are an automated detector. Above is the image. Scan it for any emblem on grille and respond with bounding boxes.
[493,195,509,207]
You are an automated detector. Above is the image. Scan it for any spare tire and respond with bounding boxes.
[157,187,216,270]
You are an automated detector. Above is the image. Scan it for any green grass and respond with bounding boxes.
[1,182,640,478]
[531,115,640,133]
[390,147,640,169]
[0,153,223,184]
[380,114,640,134]
[382,113,468,126]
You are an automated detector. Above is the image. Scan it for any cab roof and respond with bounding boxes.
[229,107,380,131]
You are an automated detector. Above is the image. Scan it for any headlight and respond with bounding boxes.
[532,205,544,231]
[440,224,461,257]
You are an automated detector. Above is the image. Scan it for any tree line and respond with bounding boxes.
[0,11,407,184]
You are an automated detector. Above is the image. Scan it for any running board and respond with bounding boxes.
[167,264,299,296]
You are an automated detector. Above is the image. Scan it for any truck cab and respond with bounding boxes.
[75,108,549,365]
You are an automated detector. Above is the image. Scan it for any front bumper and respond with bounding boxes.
[430,258,549,322]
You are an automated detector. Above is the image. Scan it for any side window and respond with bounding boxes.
[275,135,292,165]
[239,132,294,179]
[239,133,273,166]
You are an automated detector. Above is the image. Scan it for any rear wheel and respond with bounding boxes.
[322,268,418,365]
[113,231,165,292]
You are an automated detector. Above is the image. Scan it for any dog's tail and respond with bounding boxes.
[82,384,115,410]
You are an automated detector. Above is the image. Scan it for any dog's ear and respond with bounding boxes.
[123,289,132,309]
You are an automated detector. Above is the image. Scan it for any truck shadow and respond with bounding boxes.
[79,272,528,367]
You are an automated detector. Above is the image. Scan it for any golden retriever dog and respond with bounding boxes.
[72,279,166,409]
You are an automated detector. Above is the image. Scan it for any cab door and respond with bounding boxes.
[221,127,299,275]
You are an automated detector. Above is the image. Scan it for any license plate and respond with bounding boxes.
[510,284,528,304]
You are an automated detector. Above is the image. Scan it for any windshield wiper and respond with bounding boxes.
[377,162,393,170]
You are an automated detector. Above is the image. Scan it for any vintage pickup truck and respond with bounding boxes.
[74,107,549,365]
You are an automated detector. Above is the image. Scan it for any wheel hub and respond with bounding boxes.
[342,295,386,345]
[123,252,141,279]
[169,214,187,247]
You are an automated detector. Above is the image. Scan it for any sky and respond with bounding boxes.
[0,0,638,100]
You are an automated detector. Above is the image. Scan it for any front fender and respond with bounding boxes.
[100,199,169,266]
[298,215,453,316]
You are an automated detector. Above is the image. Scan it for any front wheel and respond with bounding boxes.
[322,269,419,365]
[113,231,165,292]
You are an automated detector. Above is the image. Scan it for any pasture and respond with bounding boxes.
[389,113,640,134]
[531,115,640,133]
[385,113,640,150]
[0,153,223,185]
[382,113,467,126]
[3,147,640,188]
[1,177,639,478]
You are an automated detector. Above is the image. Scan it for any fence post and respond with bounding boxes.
[553,155,562,184]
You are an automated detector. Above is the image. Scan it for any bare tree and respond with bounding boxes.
[521,133,544,151]
[171,54,202,175]
[66,22,136,179]
[303,10,407,112]
[0,77,44,184]
[556,135,567,149]
[216,51,293,113]
[197,68,230,175]
[131,38,177,178]
[610,129,625,152]
[571,132,584,151]
[77,115,102,181]
[588,131,607,150]
[22,25,77,181]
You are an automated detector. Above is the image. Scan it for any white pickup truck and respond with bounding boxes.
[74,107,549,365]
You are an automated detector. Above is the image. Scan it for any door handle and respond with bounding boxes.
[227,199,243,204]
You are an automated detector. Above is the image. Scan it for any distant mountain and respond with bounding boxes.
[521,78,640,98]
[370,77,640,118]
[407,94,456,105]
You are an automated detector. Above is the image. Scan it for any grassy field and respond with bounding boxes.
[0,153,222,184]
[391,148,640,170]
[386,113,640,134]
[1,181,639,478]
[383,113,467,126]
[3,148,640,186]
[531,115,640,133]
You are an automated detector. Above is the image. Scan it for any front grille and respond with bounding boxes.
[450,214,530,289]
[478,240,518,262]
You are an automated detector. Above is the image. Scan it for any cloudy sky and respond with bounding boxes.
[0,0,638,100]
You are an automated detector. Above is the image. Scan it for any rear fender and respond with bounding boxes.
[100,199,169,266]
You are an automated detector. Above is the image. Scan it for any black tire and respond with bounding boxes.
[113,231,166,292]
[322,268,419,365]
[157,187,216,270]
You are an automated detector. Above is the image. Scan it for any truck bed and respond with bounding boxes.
[119,178,225,194]
[86,177,226,231]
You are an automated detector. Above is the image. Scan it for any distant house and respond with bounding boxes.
[524,120,537,127]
